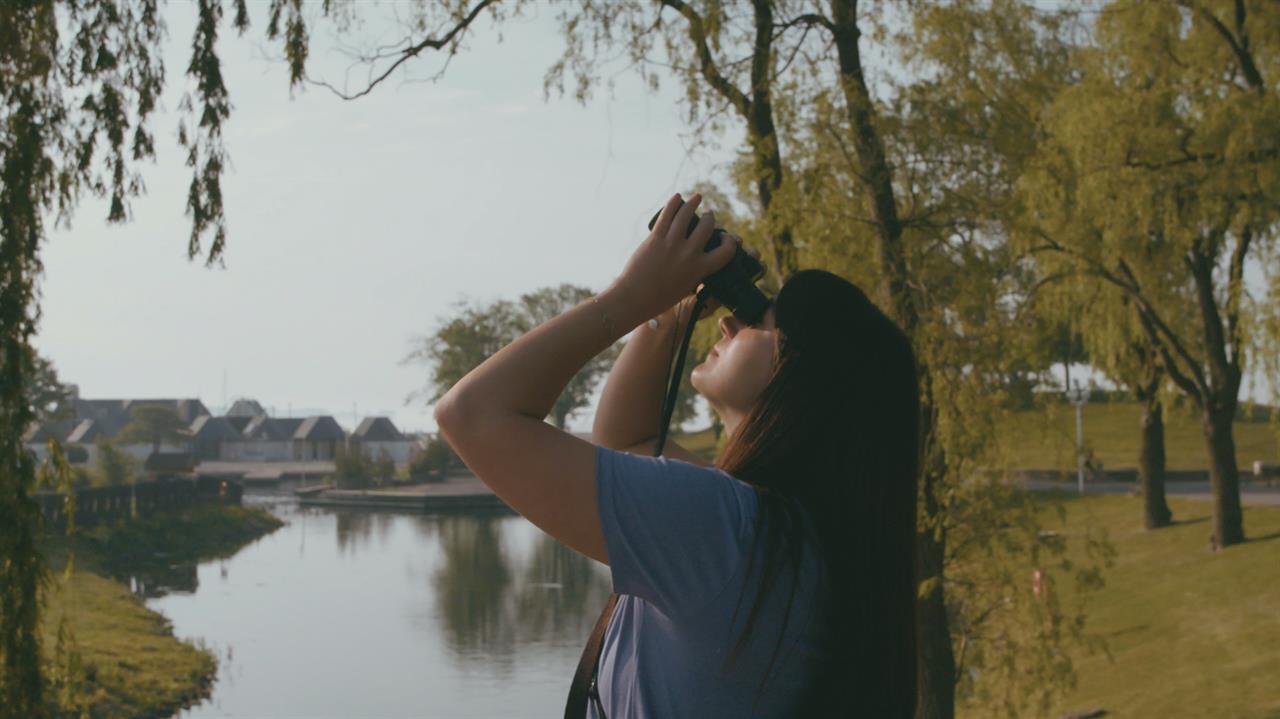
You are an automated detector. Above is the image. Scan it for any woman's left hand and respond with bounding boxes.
[607,192,739,320]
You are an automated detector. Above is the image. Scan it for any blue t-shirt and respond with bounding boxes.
[588,445,830,719]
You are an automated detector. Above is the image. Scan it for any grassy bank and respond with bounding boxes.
[675,401,1279,471]
[997,401,1278,471]
[39,504,284,719]
[1011,494,1280,719]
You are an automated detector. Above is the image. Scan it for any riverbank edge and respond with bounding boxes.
[38,503,285,719]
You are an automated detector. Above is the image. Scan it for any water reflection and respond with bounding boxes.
[515,531,611,639]
[127,561,199,598]
[419,511,613,669]
[154,502,614,717]
[432,514,516,659]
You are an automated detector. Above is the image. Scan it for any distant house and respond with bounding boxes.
[66,418,106,445]
[189,415,243,461]
[22,417,77,445]
[294,416,346,460]
[349,417,414,464]
[226,398,267,417]
[234,415,299,461]
[22,397,206,465]
[73,398,210,427]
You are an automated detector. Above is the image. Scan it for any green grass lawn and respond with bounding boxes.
[996,401,1279,471]
[1022,494,1280,719]
[41,568,217,719]
[675,402,1280,471]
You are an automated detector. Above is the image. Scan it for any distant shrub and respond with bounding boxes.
[64,444,89,464]
[409,434,457,482]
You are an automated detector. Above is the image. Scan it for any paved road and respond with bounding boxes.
[1022,480,1280,507]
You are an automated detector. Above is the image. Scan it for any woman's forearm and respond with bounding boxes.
[435,285,650,426]
[591,300,696,449]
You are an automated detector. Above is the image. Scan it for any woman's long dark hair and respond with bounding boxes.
[713,269,919,717]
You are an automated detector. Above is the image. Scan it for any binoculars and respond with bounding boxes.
[647,199,771,326]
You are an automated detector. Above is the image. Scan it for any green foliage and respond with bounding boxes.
[373,448,395,486]
[91,438,136,488]
[331,442,394,489]
[410,434,457,480]
[36,438,88,718]
[1015,0,1280,547]
[72,505,284,573]
[23,350,75,425]
[62,445,87,466]
[115,405,187,452]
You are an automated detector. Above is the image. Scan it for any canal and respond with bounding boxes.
[144,497,612,717]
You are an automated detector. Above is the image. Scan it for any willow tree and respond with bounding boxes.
[3,0,326,712]
[1,2,166,712]
[1031,264,1177,530]
[1018,0,1280,549]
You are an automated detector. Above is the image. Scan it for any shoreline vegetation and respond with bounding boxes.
[38,503,284,719]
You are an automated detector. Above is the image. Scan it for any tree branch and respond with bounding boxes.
[773,12,834,37]
[1028,230,1208,395]
[658,0,751,116]
[1181,0,1265,92]
[306,0,501,101]
[1225,226,1252,370]
[1113,257,1208,394]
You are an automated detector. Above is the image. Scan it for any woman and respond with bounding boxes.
[434,192,920,717]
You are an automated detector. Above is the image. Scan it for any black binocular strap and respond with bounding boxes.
[565,592,620,718]
[566,292,707,718]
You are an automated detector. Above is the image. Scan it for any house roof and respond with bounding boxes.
[144,451,196,472]
[295,415,346,441]
[351,416,405,441]
[66,419,105,444]
[190,415,243,442]
[224,415,254,433]
[226,398,266,418]
[243,415,293,441]
[72,398,210,429]
[276,418,305,437]
[22,418,78,444]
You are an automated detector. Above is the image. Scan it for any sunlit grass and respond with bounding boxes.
[997,401,1279,471]
[1007,494,1280,719]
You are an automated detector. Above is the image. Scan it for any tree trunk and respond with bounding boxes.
[1203,403,1246,548]
[915,458,956,719]
[826,2,953,714]
[742,0,797,280]
[1137,395,1172,529]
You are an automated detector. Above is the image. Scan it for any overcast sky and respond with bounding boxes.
[35,2,739,435]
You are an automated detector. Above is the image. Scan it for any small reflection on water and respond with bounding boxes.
[126,560,199,599]
[153,500,613,718]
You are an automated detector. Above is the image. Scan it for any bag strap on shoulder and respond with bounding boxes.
[565,592,621,718]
